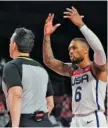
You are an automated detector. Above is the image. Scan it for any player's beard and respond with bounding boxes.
[71,57,83,71]
[71,57,83,65]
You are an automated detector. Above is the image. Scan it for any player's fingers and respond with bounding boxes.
[81,15,84,18]
[71,6,77,12]
[54,23,61,30]
[66,8,73,13]
[63,15,71,19]
[51,13,54,22]
[71,10,75,14]
[45,13,52,23]
[48,13,51,17]
[63,11,72,16]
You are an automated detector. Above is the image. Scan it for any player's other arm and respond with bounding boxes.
[43,14,73,77]
[64,7,106,71]
[79,25,106,71]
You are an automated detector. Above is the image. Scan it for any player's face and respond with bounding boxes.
[9,33,17,58]
[68,40,85,64]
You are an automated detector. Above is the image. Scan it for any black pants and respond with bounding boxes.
[5,113,53,127]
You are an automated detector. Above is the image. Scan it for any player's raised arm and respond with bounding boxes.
[43,13,73,76]
[64,7,106,71]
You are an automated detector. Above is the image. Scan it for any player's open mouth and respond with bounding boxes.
[70,56,75,60]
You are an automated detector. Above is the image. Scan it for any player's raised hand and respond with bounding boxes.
[44,13,61,36]
[63,7,84,27]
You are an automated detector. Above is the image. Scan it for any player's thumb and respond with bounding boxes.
[81,15,84,19]
[54,23,61,30]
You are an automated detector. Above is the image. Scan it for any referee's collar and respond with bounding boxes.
[16,56,33,61]
[18,56,30,58]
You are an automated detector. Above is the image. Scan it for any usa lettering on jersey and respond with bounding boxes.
[72,74,89,86]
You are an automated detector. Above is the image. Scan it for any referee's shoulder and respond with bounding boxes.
[4,58,21,69]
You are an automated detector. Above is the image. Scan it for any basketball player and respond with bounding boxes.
[43,7,107,127]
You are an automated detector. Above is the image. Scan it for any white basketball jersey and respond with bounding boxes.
[71,66,106,115]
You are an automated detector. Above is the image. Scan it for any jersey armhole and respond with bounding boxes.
[90,67,97,80]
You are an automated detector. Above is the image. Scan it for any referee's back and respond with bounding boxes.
[2,56,52,114]
[2,27,54,127]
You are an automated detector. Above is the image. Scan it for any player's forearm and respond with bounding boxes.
[8,94,22,127]
[79,24,103,51]
[43,35,55,65]
[43,35,72,76]
[79,24,106,65]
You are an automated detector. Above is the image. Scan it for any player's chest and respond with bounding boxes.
[72,73,89,86]
[71,67,92,86]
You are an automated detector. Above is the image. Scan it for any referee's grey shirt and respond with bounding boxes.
[2,56,54,114]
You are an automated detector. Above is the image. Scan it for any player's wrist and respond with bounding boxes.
[44,35,51,41]
[44,34,50,38]
[44,31,52,37]
[78,22,85,28]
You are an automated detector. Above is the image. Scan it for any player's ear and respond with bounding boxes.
[84,49,88,54]
[83,45,89,54]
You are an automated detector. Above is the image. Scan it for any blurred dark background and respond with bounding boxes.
[0,1,107,95]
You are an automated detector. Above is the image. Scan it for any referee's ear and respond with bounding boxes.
[13,42,18,51]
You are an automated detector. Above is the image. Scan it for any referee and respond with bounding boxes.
[2,27,54,127]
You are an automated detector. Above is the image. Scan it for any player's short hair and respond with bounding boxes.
[72,37,89,49]
[72,38,88,45]
[13,27,35,53]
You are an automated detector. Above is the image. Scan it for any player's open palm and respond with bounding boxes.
[63,7,84,27]
[44,13,61,36]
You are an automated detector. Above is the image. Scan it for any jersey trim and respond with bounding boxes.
[90,68,97,80]
[73,67,90,76]
[95,111,100,127]
[16,56,33,61]
[96,80,100,110]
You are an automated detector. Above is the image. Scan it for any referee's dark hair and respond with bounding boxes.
[13,27,35,53]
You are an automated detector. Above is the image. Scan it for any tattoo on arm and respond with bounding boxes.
[43,35,54,63]
[43,36,73,76]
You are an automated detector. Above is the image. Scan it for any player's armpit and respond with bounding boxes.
[44,59,73,77]
[92,63,107,82]
[94,62,106,72]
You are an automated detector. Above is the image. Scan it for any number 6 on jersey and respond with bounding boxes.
[75,86,82,102]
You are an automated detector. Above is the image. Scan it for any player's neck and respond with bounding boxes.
[79,58,91,68]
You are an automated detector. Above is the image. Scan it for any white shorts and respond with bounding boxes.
[70,111,107,127]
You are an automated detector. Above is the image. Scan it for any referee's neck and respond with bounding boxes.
[13,53,30,59]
